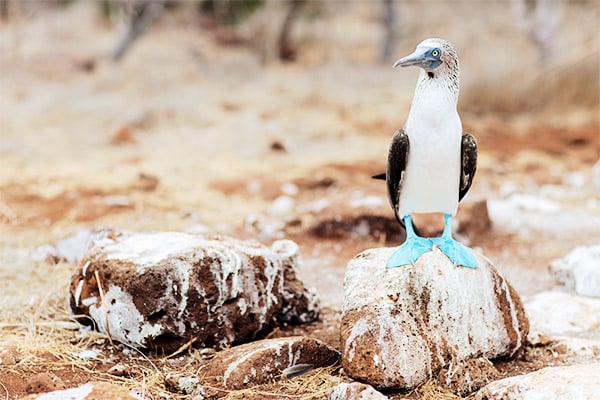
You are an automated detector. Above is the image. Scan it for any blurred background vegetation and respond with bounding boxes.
[1,0,598,115]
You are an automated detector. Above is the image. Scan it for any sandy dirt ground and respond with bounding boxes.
[0,2,599,399]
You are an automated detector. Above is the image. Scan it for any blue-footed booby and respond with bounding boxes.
[381,38,478,269]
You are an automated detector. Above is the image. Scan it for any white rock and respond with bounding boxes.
[329,382,389,400]
[475,364,600,400]
[70,349,99,359]
[524,291,600,341]
[549,246,600,297]
[269,195,295,216]
[341,247,528,389]
[281,182,299,196]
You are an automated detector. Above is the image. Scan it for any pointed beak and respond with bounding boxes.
[393,46,441,71]
[393,47,428,68]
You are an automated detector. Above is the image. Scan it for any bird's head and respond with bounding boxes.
[393,38,458,78]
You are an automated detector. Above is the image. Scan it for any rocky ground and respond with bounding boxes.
[1,2,599,400]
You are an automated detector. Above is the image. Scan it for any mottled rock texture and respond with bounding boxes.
[341,247,528,389]
[19,382,141,400]
[475,364,600,400]
[525,291,600,341]
[550,246,600,297]
[329,382,389,400]
[69,229,319,351]
[199,336,340,390]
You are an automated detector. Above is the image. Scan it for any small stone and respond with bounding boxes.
[269,195,295,217]
[199,336,340,390]
[68,229,319,351]
[164,373,200,394]
[549,246,600,297]
[20,382,140,400]
[341,247,528,389]
[131,173,159,192]
[109,126,137,145]
[475,364,600,400]
[0,345,18,365]
[71,349,99,359]
[524,291,600,340]
[26,373,66,394]
[270,140,287,152]
[107,364,131,377]
[329,382,389,400]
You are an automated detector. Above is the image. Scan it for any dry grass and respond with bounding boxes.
[201,366,345,400]
[410,380,467,400]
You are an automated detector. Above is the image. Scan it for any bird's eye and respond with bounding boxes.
[431,49,441,57]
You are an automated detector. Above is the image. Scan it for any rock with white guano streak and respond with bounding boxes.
[341,247,529,390]
[68,229,319,351]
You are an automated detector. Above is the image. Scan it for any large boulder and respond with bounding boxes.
[475,364,600,400]
[198,336,340,390]
[69,229,319,351]
[341,247,528,390]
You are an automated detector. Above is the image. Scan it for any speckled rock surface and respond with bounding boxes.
[341,247,529,389]
[68,229,319,351]
[19,382,141,400]
[199,336,340,390]
[329,382,389,400]
[524,291,600,341]
[475,363,600,400]
[549,246,600,297]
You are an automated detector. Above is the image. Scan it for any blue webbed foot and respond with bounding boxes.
[431,214,478,268]
[431,236,478,268]
[387,236,433,268]
[387,215,433,268]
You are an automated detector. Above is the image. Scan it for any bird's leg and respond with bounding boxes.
[387,215,433,268]
[431,214,478,268]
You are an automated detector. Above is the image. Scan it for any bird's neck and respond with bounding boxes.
[406,69,460,128]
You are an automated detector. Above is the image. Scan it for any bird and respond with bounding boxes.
[377,38,478,269]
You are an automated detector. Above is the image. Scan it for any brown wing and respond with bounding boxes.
[459,134,477,201]
[386,129,410,225]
